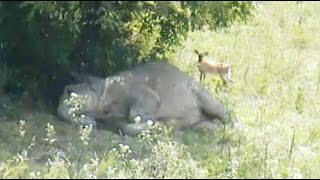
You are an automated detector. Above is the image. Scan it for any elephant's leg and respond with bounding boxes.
[93,116,150,136]
[122,122,150,136]
[193,121,223,131]
[192,113,225,132]
[174,109,202,130]
[79,115,97,127]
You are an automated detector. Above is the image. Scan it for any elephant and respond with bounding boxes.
[57,61,227,136]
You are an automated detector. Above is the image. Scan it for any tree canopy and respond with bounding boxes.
[0,1,255,108]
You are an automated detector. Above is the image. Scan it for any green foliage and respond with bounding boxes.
[3,1,320,179]
[0,1,254,105]
[0,62,14,93]
[168,1,320,178]
[188,1,254,30]
[1,155,30,179]
[0,118,208,179]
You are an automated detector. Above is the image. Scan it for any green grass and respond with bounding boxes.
[167,1,320,178]
[1,1,320,178]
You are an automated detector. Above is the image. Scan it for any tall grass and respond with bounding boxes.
[168,1,320,178]
[1,1,320,179]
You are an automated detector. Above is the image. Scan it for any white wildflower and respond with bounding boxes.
[147,120,154,127]
[19,119,26,126]
[70,92,78,97]
[30,171,41,178]
[135,116,141,124]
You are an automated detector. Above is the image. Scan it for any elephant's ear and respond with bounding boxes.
[127,84,161,123]
[143,86,161,107]
[131,84,160,106]
[101,79,126,104]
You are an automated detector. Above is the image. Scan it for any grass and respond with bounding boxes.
[1,1,320,179]
[168,1,320,178]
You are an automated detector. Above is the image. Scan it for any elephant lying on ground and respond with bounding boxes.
[57,61,226,136]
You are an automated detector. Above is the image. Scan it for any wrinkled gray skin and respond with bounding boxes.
[57,61,226,136]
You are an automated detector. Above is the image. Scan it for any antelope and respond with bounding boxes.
[195,50,232,84]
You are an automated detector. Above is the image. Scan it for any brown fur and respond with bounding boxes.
[195,50,232,83]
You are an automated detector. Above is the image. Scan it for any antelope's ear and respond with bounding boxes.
[204,52,209,56]
[194,50,199,54]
